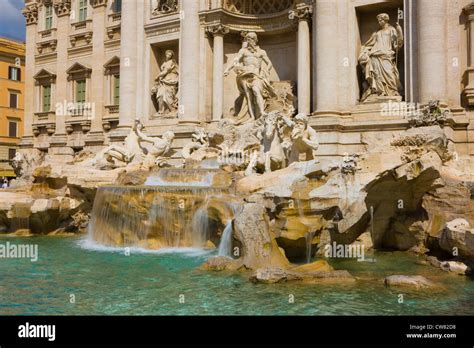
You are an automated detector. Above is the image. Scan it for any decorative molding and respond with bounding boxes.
[152,0,179,16]
[223,0,294,15]
[91,0,108,8]
[289,4,312,23]
[205,23,230,37]
[53,0,71,17]
[22,4,39,25]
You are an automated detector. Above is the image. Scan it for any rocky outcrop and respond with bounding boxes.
[233,199,290,270]
[250,267,355,284]
[439,219,474,260]
[384,275,436,289]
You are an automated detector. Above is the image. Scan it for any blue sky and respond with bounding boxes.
[0,0,26,42]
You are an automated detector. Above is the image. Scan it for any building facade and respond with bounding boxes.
[21,0,474,161]
[0,38,25,177]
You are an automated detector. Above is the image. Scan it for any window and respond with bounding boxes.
[45,4,53,30]
[8,121,17,137]
[9,93,18,108]
[78,0,87,21]
[114,0,122,12]
[8,149,16,160]
[8,67,21,81]
[113,75,120,105]
[42,85,51,112]
[76,80,86,103]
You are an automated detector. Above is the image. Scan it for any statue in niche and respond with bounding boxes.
[224,31,277,123]
[358,13,404,103]
[152,0,178,15]
[151,49,179,117]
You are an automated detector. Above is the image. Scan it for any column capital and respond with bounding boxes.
[289,5,312,23]
[205,23,230,37]
[464,3,474,21]
[22,4,39,25]
[53,0,71,17]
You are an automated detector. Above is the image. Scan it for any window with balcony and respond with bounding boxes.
[104,56,120,112]
[8,67,21,81]
[75,80,86,103]
[45,4,53,30]
[42,85,51,112]
[34,69,56,115]
[114,0,122,13]
[78,0,88,21]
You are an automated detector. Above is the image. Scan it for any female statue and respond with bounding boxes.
[153,49,179,116]
[358,13,404,102]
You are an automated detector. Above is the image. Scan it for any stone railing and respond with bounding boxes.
[33,111,56,125]
[223,0,295,15]
[105,104,119,114]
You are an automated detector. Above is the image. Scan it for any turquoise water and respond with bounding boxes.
[0,236,473,315]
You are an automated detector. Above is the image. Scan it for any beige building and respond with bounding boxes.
[20,0,474,161]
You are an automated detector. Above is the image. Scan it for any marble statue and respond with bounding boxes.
[282,113,319,163]
[152,0,178,15]
[182,127,209,159]
[224,31,277,122]
[87,120,143,169]
[358,13,404,102]
[135,123,175,167]
[151,49,179,116]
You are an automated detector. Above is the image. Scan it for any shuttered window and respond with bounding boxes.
[76,80,86,103]
[42,85,51,112]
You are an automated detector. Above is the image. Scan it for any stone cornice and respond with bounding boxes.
[22,4,39,26]
[205,23,230,37]
[53,0,71,17]
[200,8,295,35]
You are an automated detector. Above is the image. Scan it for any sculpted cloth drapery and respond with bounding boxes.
[358,13,404,102]
[224,32,277,123]
[152,50,179,116]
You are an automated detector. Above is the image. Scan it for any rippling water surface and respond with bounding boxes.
[0,236,473,315]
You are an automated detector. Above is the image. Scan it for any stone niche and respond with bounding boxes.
[355,0,405,102]
[222,31,297,119]
[149,42,180,118]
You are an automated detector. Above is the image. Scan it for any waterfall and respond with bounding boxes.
[305,231,316,264]
[88,168,238,250]
[217,221,233,257]
[191,206,210,247]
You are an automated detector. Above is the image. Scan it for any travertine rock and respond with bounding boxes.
[384,275,435,289]
[439,218,474,259]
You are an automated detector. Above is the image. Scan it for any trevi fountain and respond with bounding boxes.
[1,0,474,316]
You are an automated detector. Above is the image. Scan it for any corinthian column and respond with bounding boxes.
[416,0,447,104]
[290,4,312,115]
[179,0,201,122]
[21,3,38,146]
[206,24,229,121]
[118,0,137,128]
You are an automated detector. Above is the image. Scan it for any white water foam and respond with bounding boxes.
[76,237,213,257]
